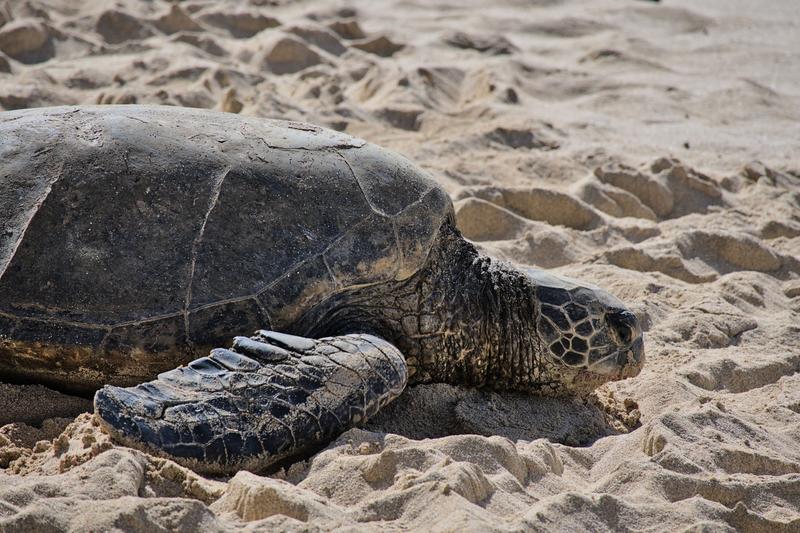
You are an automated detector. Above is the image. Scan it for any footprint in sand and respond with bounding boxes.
[604,229,790,284]
[197,9,280,39]
[96,10,155,44]
[589,158,725,220]
[456,185,602,233]
[0,18,54,64]
[258,35,328,75]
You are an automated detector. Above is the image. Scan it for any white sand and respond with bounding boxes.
[1,0,799,530]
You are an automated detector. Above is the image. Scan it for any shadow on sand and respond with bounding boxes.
[365,383,629,447]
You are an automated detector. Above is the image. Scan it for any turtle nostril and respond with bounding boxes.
[607,311,635,345]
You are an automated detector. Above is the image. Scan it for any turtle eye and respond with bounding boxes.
[606,310,636,345]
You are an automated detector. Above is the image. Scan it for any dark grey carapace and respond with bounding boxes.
[0,106,643,474]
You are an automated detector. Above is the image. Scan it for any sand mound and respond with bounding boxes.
[1,0,799,530]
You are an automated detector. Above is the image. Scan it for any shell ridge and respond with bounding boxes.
[334,148,384,217]
[0,159,64,286]
[183,166,232,332]
[391,218,406,278]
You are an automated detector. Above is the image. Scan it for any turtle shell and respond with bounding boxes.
[0,105,452,391]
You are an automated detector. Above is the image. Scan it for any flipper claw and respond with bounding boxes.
[254,330,316,351]
[232,336,291,362]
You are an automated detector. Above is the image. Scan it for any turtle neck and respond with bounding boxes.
[295,222,559,393]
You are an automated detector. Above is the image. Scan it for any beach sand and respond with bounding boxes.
[1,0,799,530]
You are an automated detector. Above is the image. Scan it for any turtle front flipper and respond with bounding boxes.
[93,332,407,474]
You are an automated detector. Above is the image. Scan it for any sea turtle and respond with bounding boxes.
[0,105,643,474]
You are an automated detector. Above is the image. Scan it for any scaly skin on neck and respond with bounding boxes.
[296,223,571,394]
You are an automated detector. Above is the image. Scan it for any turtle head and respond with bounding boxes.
[525,269,644,393]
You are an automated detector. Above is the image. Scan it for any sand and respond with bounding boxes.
[1,0,799,530]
